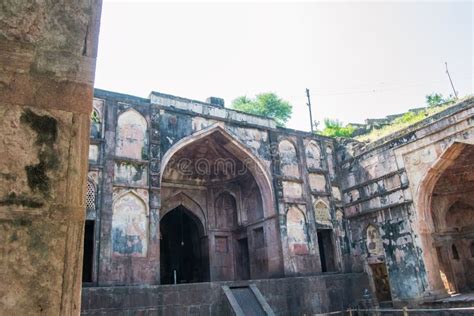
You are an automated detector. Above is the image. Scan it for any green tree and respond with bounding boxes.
[425,93,455,107]
[425,93,444,107]
[231,93,292,127]
[320,119,355,138]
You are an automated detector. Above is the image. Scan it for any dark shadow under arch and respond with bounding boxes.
[160,205,209,284]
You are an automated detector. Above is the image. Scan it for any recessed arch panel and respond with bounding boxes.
[115,109,148,160]
[112,191,148,257]
[287,206,309,256]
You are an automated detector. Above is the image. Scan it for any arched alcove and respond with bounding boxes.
[115,109,148,160]
[366,224,384,258]
[111,191,148,257]
[214,191,238,229]
[286,206,309,256]
[279,139,300,178]
[306,141,321,169]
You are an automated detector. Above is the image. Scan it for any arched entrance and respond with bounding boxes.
[417,142,474,295]
[159,125,281,282]
[160,206,206,284]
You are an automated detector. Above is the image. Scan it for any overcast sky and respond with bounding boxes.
[95,1,473,130]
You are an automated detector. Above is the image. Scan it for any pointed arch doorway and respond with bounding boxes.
[159,125,281,282]
[160,205,208,284]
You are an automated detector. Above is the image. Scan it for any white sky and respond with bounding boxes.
[95,1,473,130]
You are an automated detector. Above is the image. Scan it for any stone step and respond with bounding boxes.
[222,284,275,316]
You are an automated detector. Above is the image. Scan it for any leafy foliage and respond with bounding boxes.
[320,119,355,138]
[231,93,292,127]
[425,93,455,107]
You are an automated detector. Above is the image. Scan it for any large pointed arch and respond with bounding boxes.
[415,141,474,295]
[160,124,276,217]
[416,141,472,233]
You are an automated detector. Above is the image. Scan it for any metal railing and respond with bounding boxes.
[313,306,474,315]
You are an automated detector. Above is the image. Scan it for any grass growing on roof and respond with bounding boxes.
[355,103,452,142]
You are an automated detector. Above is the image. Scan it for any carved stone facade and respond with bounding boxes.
[83,88,473,313]
[84,89,346,289]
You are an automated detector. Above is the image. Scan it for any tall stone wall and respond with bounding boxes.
[337,98,474,303]
[0,1,102,315]
[87,89,348,287]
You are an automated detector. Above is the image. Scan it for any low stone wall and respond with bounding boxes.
[81,273,369,315]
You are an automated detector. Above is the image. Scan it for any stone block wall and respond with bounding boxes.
[81,273,369,315]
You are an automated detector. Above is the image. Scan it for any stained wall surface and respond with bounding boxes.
[0,1,102,315]
[337,97,474,303]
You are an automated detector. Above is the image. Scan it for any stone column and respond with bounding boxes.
[0,1,102,315]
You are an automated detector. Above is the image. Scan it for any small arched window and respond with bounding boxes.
[90,109,102,138]
[452,244,460,260]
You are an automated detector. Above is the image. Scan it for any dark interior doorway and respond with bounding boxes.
[235,238,251,280]
[160,206,205,284]
[317,229,336,272]
[82,220,95,283]
[370,263,392,302]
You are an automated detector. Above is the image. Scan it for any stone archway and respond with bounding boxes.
[160,124,276,218]
[159,125,281,281]
[160,205,207,284]
[416,142,474,295]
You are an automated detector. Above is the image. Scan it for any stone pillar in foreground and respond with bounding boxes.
[0,1,102,315]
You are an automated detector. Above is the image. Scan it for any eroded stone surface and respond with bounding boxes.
[85,87,472,312]
[0,1,101,315]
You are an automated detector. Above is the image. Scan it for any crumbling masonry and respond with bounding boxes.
[80,89,473,314]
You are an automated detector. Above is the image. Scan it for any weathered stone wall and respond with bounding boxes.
[0,1,102,315]
[81,273,369,315]
[271,131,347,276]
[89,91,160,285]
[88,89,348,287]
[85,89,473,309]
[337,97,474,303]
